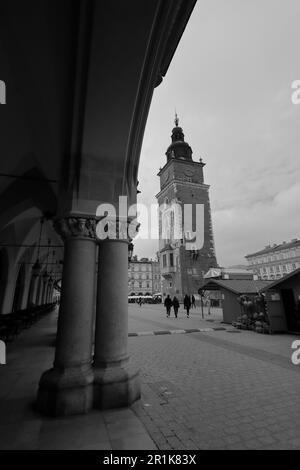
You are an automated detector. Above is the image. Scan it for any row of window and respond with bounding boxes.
[128,274,160,280]
[261,274,283,281]
[249,250,300,265]
[128,281,151,288]
[129,264,157,272]
[259,262,300,275]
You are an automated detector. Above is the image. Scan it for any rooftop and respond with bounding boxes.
[202,279,272,295]
[245,238,300,258]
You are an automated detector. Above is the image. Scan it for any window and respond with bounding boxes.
[163,254,167,268]
[170,253,174,267]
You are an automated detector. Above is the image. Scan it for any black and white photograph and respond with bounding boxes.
[0,0,300,455]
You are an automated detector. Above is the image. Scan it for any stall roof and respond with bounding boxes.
[202,279,272,295]
[258,267,300,292]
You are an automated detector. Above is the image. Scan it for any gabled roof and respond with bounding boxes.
[259,267,300,291]
[202,279,272,295]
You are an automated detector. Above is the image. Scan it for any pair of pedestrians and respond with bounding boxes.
[164,295,180,318]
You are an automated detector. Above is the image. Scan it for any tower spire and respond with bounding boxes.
[174,110,179,127]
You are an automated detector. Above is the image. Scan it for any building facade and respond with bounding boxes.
[128,257,161,296]
[245,239,300,281]
[156,116,218,301]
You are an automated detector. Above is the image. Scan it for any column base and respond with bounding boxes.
[93,361,141,410]
[36,364,94,417]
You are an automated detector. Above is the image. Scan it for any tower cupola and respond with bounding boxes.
[166,113,193,162]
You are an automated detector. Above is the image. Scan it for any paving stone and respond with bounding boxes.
[2,305,300,451]
[128,305,300,450]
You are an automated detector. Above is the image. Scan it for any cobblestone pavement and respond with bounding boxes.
[128,304,300,450]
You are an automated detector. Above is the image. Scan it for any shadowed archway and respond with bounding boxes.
[0,249,9,314]
[12,263,26,312]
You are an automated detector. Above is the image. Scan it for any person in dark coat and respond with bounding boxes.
[172,296,180,318]
[164,295,173,318]
[191,294,196,308]
[184,294,191,318]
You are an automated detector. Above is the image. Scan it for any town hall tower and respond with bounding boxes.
[156,115,218,300]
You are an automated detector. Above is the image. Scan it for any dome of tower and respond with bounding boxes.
[166,114,193,161]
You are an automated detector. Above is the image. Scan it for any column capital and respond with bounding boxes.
[54,217,97,241]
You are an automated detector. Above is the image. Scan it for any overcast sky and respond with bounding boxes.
[134,0,300,267]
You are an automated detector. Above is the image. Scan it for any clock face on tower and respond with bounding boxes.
[183,168,195,177]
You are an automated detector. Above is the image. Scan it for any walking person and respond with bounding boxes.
[164,295,173,318]
[172,296,180,319]
[184,294,191,318]
[138,297,143,307]
[207,296,211,315]
[191,294,196,308]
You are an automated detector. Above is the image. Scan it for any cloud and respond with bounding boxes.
[213,182,300,265]
[135,0,300,269]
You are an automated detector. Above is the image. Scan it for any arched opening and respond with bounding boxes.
[12,264,26,312]
[0,249,9,314]
[27,272,36,308]
[35,276,43,306]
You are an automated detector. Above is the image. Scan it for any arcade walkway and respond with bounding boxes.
[0,307,156,450]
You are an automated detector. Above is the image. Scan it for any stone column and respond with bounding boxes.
[46,281,53,303]
[20,268,31,310]
[27,264,40,307]
[36,276,44,305]
[48,283,55,303]
[93,218,140,409]
[41,274,49,305]
[36,218,97,416]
